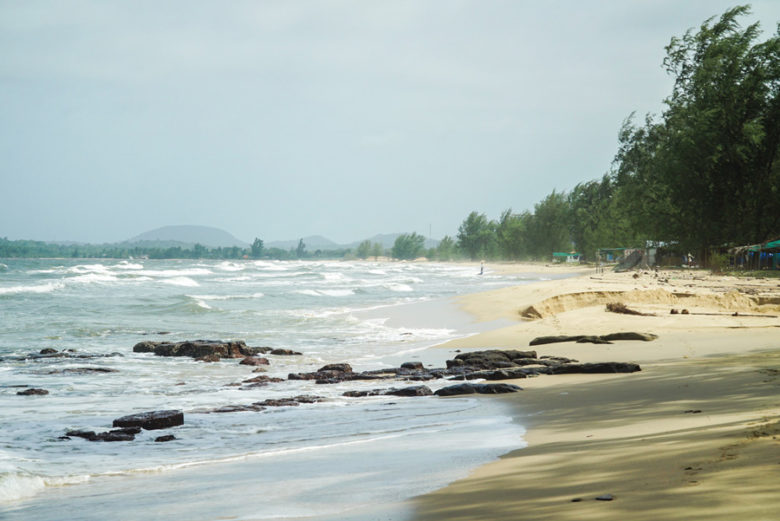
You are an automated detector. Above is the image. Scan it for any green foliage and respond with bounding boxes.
[525,191,571,259]
[371,242,384,259]
[613,5,780,259]
[251,238,264,258]
[435,235,457,261]
[391,233,425,260]
[296,239,306,258]
[457,212,496,260]
[355,240,372,259]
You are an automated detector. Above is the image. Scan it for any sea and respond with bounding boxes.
[0,259,550,520]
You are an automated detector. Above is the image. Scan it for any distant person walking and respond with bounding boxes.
[479,262,484,275]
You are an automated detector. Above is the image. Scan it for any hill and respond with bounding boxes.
[126,225,249,248]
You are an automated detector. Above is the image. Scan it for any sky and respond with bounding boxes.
[2,1,780,245]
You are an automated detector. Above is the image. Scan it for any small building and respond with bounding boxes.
[552,252,581,263]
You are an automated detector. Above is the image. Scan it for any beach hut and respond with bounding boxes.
[552,252,581,263]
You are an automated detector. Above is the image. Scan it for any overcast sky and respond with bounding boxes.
[2,1,779,244]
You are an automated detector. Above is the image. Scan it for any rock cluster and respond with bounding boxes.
[133,340,266,361]
[529,332,658,346]
[64,410,183,442]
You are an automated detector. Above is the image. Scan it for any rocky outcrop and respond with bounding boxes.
[66,427,141,442]
[446,350,538,370]
[112,410,184,430]
[132,340,264,360]
[546,362,641,374]
[434,383,523,396]
[17,388,49,395]
[530,332,658,346]
[270,349,302,356]
[343,386,433,398]
[239,356,269,366]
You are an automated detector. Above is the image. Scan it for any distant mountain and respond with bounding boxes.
[266,235,341,251]
[126,225,249,248]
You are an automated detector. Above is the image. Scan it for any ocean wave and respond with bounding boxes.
[0,472,90,503]
[383,283,414,292]
[114,262,143,270]
[216,262,246,272]
[141,268,213,278]
[0,281,64,296]
[295,289,355,297]
[188,293,264,301]
[70,273,120,285]
[160,277,200,287]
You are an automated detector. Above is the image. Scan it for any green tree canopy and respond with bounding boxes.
[391,233,425,260]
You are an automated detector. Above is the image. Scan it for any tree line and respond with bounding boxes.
[452,6,780,264]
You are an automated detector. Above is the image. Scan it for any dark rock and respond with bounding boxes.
[386,385,433,397]
[253,398,300,407]
[209,404,266,413]
[461,368,531,380]
[530,332,657,346]
[270,349,302,356]
[343,390,384,398]
[196,354,222,363]
[450,350,538,370]
[17,388,49,395]
[155,435,176,442]
[241,375,284,385]
[601,332,658,342]
[113,410,184,430]
[400,361,424,370]
[529,335,588,346]
[239,356,269,366]
[575,336,613,344]
[595,494,615,501]
[435,383,522,396]
[133,340,263,359]
[39,348,58,355]
[97,430,135,442]
[45,367,118,375]
[548,362,641,374]
[318,363,352,373]
[66,430,97,440]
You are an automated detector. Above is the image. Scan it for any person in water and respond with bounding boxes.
[479,262,484,275]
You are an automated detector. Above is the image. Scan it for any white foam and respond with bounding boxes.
[216,262,245,272]
[384,283,414,292]
[161,277,200,287]
[296,289,355,297]
[0,472,90,503]
[114,262,143,270]
[0,281,64,295]
[141,268,212,277]
[188,293,264,301]
[70,273,119,284]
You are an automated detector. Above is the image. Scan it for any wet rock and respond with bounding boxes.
[386,385,433,397]
[66,430,97,440]
[435,383,522,396]
[343,389,384,398]
[196,354,222,363]
[448,350,538,370]
[459,368,532,380]
[17,388,49,395]
[155,435,176,442]
[241,375,284,387]
[209,404,266,413]
[44,367,118,375]
[548,362,641,374]
[400,361,424,370]
[595,494,615,501]
[112,410,184,430]
[288,363,356,383]
[270,349,302,356]
[39,348,58,355]
[239,356,269,366]
[133,340,263,359]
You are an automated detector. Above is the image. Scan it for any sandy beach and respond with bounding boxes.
[412,265,780,520]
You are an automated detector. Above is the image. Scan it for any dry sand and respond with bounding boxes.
[411,266,780,521]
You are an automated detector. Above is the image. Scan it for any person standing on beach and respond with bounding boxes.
[479,262,484,275]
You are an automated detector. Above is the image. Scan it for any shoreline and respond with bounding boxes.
[410,267,780,520]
